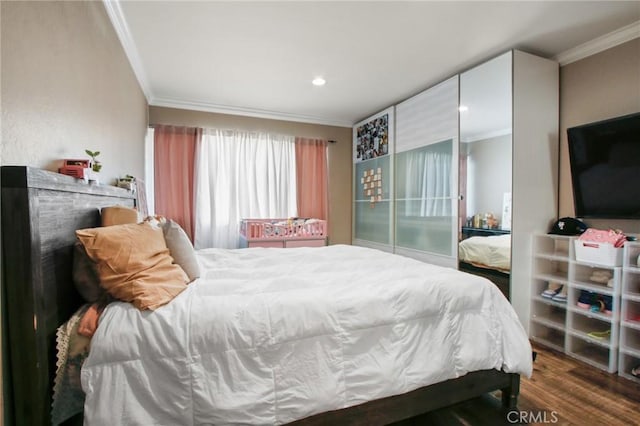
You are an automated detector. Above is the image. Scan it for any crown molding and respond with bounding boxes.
[461,127,512,144]
[102,1,353,127]
[102,0,152,100]
[149,97,354,128]
[554,20,640,66]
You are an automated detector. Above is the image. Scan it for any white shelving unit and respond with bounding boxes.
[531,234,622,373]
[531,234,572,352]
[619,241,640,383]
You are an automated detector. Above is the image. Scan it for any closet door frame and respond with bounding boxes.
[510,50,559,333]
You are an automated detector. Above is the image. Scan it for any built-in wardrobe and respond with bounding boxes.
[352,50,559,332]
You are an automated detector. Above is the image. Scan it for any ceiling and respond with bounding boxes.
[107,1,640,128]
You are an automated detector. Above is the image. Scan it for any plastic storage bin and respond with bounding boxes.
[574,240,623,267]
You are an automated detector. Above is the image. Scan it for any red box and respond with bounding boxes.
[59,159,91,179]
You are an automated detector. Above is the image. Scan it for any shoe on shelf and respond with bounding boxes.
[551,286,567,303]
[632,365,640,377]
[577,290,594,309]
[589,269,612,284]
[541,282,563,299]
[586,329,611,340]
[587,294,613,315]
[602,295,613,315]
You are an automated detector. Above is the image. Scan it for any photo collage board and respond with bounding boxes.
[353,107,394,209]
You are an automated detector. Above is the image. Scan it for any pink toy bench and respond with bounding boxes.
[239,218,328,248]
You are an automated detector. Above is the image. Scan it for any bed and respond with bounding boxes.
[1,166,531,426]
[458,234,511,299]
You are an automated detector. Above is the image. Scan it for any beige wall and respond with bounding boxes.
[149,106,353,244]
[1,2,148,424]
[1,0,148,184]
[559,38,640,232]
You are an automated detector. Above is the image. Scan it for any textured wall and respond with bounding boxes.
[1,2,147,422]
[559,38,640,232]
[149,106,352,244]
[1,1,148,184]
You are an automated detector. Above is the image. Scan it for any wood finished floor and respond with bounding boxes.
[394,343,640,426]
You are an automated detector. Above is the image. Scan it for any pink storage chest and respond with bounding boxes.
[239,218,328,248]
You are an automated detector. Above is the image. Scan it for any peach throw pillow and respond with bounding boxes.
[101,205,139,226]
[76,222,188,310]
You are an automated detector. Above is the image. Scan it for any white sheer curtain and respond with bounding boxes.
[144,127,155,215]
[194,129,297,249]
[400,143,452,217]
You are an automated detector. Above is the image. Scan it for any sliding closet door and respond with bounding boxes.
[395,77,459,267]
[352,107,395,252]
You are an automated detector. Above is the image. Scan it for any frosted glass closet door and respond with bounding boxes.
[395,140,454,252]
[395,77,459,267]
[352,107,395,251]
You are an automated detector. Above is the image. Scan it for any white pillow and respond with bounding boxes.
[161,220,201,282]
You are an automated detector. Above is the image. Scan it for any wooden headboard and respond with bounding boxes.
[1,166,136,426]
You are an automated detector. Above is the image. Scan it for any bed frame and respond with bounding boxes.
[1,166,520,426]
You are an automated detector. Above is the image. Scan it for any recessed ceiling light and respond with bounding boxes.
[458,105,469,112]
[312,77,326,86]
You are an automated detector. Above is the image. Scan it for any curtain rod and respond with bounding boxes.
[149,125,339,144]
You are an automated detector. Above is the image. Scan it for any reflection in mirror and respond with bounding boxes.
[458,51,513,299]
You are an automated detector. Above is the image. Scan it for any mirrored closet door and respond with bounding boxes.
[457,50,559,327]
[458,52,513,297]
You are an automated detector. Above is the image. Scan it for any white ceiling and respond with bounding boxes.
[107,1,640,128]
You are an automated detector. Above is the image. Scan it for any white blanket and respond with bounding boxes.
[82,245,531,425]
[459,234,511,271]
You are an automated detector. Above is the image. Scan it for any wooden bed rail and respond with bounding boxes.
[289,370,520,425]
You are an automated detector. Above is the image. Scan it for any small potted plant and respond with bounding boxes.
[85,149,102,184]
[85,150,102,172]
[117,174,136,191]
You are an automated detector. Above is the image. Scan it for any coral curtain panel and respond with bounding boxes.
[153,125,201,241]
[295,138,328,221]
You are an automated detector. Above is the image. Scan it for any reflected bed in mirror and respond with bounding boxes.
[458,232,511,299]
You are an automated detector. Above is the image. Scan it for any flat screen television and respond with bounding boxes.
[567,112,640,219]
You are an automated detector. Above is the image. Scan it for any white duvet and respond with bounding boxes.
[82,244,531,425]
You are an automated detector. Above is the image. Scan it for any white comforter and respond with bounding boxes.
[82,245,531,425]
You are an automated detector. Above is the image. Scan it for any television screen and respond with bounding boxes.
[567,112,640,219]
